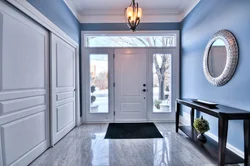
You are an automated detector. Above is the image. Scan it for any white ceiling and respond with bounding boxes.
[64,0,200,23]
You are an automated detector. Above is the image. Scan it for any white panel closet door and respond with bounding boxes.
[0,1,50,166]
[51,34,76,145]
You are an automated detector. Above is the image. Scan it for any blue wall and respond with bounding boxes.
[181,0,250,151]
[27,0,80,43]
[80,23,181,31]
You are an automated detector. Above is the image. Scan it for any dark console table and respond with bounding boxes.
[176,98,250,166]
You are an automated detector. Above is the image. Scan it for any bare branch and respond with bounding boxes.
[118,37,137,46]
[145,37,153,47]
[135,37,148,46]
[153,37,157,46]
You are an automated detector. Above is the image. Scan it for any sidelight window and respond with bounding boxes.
[89,54,109,113]
[153,54,171,113]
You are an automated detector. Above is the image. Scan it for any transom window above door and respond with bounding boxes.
[85,35,177,48]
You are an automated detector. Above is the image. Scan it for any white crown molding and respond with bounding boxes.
[180,0,201,20]
[78,8,182,23]
[64,0,200,23]
[79,13,182,23]
[63,0,81,21]
[7,0,78,47]
[80,9,180,16]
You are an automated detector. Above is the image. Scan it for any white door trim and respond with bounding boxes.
[147,48,179,121]
[81,30,180,123]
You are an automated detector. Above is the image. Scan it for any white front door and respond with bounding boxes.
[114,49,147,122]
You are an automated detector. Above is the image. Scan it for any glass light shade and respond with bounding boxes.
[138,8,142,18]
[126,7,133,18]
[124,0,142,31]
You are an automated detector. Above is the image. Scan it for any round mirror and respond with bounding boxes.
[208,39,227,77]
[203,30,238,86]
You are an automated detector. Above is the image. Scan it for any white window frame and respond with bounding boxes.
[82,48,114,123]
[147,48,179,122]
[83,31,178,48]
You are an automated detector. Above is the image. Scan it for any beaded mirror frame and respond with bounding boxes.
[203,30,238,87]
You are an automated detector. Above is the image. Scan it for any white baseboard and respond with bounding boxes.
[179,113,244,159]
[205,132,244,158]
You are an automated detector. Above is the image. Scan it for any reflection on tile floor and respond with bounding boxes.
[30,123,240,166]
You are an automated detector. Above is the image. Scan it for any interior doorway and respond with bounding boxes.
[81,31,180,123]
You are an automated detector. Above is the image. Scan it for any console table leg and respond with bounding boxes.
[190,108,194,128]
[218,115,228,166]
[176,102,180,133]
[244,119,250,166]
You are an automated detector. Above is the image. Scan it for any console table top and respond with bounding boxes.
[177,98,250,119]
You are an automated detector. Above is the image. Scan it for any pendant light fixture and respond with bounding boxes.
[125,0,142,32]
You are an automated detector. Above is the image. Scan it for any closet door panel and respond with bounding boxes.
[57,101,74,131]
[2,112,46,165]
[56,43,75,87]
[51,34,76,145]
[1,14,45,90]
[0,1,50,166]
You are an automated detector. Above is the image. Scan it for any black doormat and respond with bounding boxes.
[104,123,163,139]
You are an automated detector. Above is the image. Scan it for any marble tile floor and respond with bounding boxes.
[29,123,241,166]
